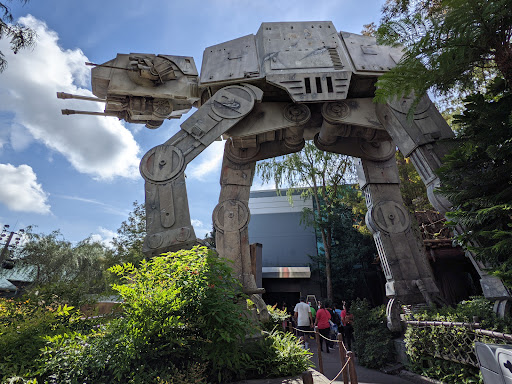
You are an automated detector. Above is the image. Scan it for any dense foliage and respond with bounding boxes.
[1,246,312,383]
[396,152,432,213]
[375,0,512,111]
[261,304,290,333]
[437,81,512,285]
[0,299,89,382]
[311,201,380,304]
[109,201,146,267]
[8,230,113,306]
[351,299,396,369]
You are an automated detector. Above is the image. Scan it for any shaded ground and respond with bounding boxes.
[307,337,415,384]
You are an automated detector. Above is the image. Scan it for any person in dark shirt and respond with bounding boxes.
[343,306,355,351]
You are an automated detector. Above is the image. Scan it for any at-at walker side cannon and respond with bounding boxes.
[60,21,511,328]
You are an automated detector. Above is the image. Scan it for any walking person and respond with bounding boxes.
[343,305,355,351]
[294,297,313,348]
[314,301,331,353]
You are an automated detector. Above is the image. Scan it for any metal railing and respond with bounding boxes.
[405,320,512,368]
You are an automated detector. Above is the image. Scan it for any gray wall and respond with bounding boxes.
[248,190,318,267]
[249,212,317,267]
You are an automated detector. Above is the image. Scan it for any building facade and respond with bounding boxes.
[248,190,322,310]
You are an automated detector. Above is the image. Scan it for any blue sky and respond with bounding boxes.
[0,0,385,245]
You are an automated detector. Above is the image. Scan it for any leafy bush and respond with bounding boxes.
[0,299,84,382]
[351,298,396,368]
[38,246,312,383]
[260,304,289,332]
[263,330,312,377]
[239,330,312,379]
[409,355,481,384]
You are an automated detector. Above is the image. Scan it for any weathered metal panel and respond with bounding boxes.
[200,34,262,85]
[256,21,350,73]
[340,31,404,74]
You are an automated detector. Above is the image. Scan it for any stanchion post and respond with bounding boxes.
[302,370,314,384]
[347,351,358,384]
[315,325,324,374]
[338,333,349,384]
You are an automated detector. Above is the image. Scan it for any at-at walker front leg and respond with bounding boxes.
[213,144,269,320]
[139,84,263,257]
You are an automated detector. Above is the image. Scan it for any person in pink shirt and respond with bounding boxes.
[314,301,332,353]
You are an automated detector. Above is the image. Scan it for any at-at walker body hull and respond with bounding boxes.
[61,21,510,327]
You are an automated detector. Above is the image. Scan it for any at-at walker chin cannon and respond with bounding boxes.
[60,21,512,328]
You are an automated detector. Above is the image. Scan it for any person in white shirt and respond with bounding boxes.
[294,296,313,348]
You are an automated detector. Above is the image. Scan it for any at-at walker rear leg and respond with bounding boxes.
[357,151,442,330]
[314,100,444,330]
[377,95,512,314]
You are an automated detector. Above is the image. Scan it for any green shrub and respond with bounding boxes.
[239,330,313,379]
[260,304,289,333]
[38,246,249,383]
[38,246,312,383]
[409,355,481,384]
[351,298,396,369]
[3,246,313,383]
[0,299,84,382]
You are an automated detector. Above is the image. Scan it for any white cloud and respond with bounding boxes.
[9,123,34,151]
[89,226,117,248]
[0,15,141,180]
[251,179,276,191]
[0,164,51,214]
[54,194,129,217]
[187,141,224,180]
[191,218,211,239]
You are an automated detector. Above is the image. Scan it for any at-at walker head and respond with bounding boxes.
[59,54,200,129]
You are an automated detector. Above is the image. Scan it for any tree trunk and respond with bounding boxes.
[322,229,333,301]
[495,42,512,90]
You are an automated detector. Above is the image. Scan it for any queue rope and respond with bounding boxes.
[291,326,344,346]
[291,325,353,383]
[329,356,351,384]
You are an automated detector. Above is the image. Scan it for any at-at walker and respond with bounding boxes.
[60,21,511,329]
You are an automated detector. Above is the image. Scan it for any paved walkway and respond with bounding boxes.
[306,338,414,384]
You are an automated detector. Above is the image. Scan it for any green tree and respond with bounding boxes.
[13,229,112,305]
[110,201,146,266]
[437,80,512,285]
[396,151,433,213]
[257,142,356,301]
[375,0,512,109]
[0,0,36,71]
[311,200,379,304]
[202,225,216,249]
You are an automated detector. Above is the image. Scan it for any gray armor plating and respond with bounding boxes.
[59,21,509,328]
